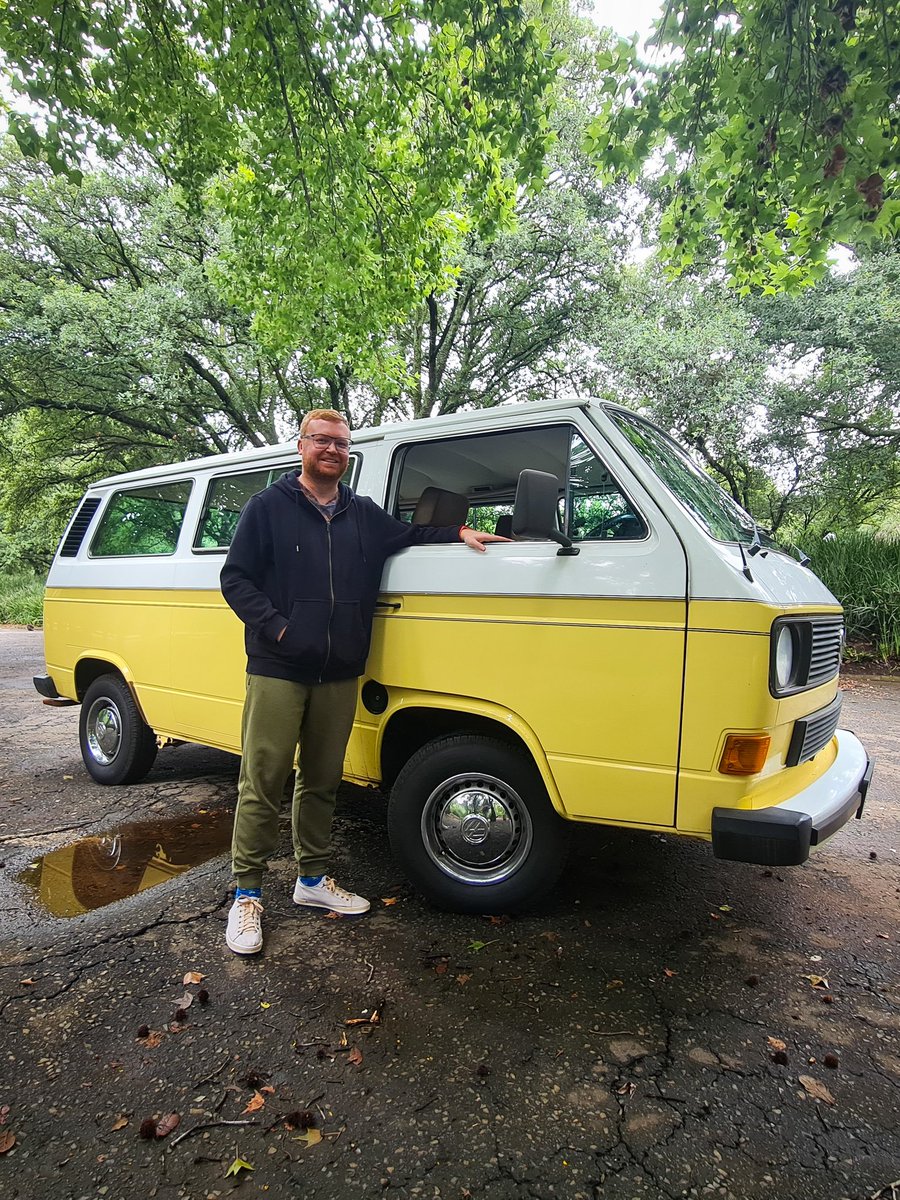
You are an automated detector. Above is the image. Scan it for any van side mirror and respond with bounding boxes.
[512,469,579,556]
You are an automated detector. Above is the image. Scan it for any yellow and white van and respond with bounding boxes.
[35,399,873,911]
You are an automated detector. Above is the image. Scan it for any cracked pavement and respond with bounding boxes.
[1,626,898,1200]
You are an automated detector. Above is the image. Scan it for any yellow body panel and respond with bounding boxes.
[44,587,845,841]
[677,601,843,833]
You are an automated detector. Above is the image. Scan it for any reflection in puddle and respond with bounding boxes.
[20,811,233,917]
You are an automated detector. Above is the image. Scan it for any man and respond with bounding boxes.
[220,408,505,954]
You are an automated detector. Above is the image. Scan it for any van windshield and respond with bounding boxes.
[608,408,777,549]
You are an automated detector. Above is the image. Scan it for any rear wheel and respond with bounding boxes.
[388,734,568,913]
[79,674,158,785]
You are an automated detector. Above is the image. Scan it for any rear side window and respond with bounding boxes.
[90,482,193,557]
[194,469,273,550]
[192,456,361,552]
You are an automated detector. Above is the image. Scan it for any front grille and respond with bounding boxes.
[807,617,844,687]
[786,693,842,767]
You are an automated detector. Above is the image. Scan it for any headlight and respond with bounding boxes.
[774,625,795,690]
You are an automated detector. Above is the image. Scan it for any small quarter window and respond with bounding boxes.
[90,481,193,557]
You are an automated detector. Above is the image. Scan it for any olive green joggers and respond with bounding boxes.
[231,673,358,890]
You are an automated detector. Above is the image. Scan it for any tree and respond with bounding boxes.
[350,6,634,424]
[587,1,900,290]
[0,144,330,558]
[0,0,557,364]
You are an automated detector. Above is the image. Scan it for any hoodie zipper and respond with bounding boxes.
[294,482,352,683]
[320,519,334,683]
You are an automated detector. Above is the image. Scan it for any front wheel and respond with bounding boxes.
[79,674,158,785]
[388,734,568,913]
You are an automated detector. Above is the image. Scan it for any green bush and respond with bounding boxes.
[807,532,900,661]
[0,571,44,626]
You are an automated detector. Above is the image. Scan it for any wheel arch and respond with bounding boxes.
[377,698,567,818]
[74,655,150,724]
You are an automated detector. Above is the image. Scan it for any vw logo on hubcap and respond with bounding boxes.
[460,814,490,845]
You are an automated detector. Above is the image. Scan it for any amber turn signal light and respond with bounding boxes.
[718,734,771,776]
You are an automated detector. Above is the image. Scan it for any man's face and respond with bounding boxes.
[298,418,351,487]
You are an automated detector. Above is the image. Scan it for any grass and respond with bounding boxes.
[0,570,44,626]
[808,532,900,661]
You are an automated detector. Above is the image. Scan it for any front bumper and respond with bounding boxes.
[711,729,873,866]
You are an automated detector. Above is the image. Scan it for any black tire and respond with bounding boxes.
[79,673,158,785]
[388,734,568,913]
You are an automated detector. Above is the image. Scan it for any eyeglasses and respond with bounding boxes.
[302,434,351,452]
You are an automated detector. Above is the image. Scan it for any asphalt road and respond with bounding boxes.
[1,626,898,1200]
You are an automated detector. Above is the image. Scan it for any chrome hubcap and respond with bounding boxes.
[86,698,122,765]
[421,772,533,885]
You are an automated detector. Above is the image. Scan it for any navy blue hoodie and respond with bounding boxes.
[220,472,461,683]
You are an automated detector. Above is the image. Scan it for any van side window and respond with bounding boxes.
[192,456,361,552]
[194,469,273,551]
[392,425,645,542]
[90,482,193,557]
[567,432,647,541]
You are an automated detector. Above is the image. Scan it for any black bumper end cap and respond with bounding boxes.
[33,673,60,699]
[712,805,813,867]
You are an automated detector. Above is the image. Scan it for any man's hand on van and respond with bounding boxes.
[460,528,511,553]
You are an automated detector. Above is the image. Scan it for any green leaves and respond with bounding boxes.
[588,0,900,292]
[0,0,558,358]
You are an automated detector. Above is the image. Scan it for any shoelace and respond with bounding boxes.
[235,897,263,930]
[323,877,353,900]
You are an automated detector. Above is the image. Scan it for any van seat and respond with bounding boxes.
[412,487,469,527]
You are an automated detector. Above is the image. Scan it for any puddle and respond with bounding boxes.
[19,811,233,917]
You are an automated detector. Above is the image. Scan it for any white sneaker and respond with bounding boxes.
[292,876,370,915]
[226,896,264,954]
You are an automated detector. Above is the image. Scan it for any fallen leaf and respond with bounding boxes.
[111,1116,129,1131]
[63,775,73,781]
[19,979,36,987]
[809,954,822,962]
[348,1046,363,1067]
[718,905,732,913]
[155,1112,181,1139]
[709,913,721,920]
[663,968,677,978]
[293,1128,322,1148]
[324,911,342,920]
[173,992,193,1010]
[225,1157,254,1177]
[259,1001,271,1010]
[606,980,624,991]
[345,1008,380,1026]
[456,974,472,985]
[339,1030,348,1047]
[803,975,830,989]
[767,1036,787,1052]
[799,1075,835,1105]
[613,1080,636,1098]
[0,1105,9,1125]
[260,1085,275,1095]
[488,915,509,926]
[243,1092,265,1114]
[0,1130,15,1154]
[381,896,399,906]
[434,962,448,975]
[139,1031,163,1048]
[468,940,487,953]
[183,971,205,986]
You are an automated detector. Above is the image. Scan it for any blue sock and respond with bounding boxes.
[235,886,261,899]
[299,874,323,887]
